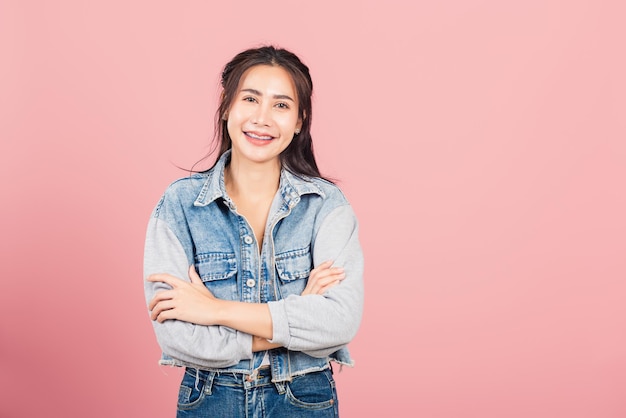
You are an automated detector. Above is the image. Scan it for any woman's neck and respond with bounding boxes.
[224,157,281,200]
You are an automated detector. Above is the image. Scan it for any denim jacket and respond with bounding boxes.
[143,151,364,382]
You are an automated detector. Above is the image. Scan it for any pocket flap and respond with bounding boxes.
[195,252,237,282]
[275,247,312,283]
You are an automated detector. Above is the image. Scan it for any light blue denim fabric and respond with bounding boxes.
[176,367,338,417]
[144,150,364,383]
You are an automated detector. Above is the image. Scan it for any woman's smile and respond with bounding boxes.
[244,131,275,143]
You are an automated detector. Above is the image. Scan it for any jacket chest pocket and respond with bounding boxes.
[195,252,238,300]
[275,247,312,297]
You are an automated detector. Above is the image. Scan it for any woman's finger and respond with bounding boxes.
[315,282,340,295]
[310,264,343,279]
[155,306,176,323]
[188,265,203,284]
[309,260,333,277]
[309,268,345,287]
[187,265,216,298]
[315,272,346,287]
[312,276,344,295]
[148,289,175,310]
[150,299,175,321]
[302,261,346,296]
[146,273,184,287]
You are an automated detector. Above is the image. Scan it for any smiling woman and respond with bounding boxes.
[143,46,364,417]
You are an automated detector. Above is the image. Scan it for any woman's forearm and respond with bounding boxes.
[215,299,274,340]
[252,336,281,352]
[215,260,346,341]
[148,260,347,351]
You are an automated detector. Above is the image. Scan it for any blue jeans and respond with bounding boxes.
[176,366,339,417]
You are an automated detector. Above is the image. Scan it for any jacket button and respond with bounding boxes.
[246,279,256,287]
[243,235,253,244]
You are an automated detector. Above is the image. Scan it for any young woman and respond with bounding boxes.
[144,45,364,417]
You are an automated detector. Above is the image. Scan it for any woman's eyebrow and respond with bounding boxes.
[241,88,295,102]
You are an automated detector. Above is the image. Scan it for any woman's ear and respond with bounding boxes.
[296,111,306,132]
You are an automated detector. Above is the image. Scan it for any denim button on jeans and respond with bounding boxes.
[177,367,339,417]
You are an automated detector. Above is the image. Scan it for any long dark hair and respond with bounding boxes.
[203,45,327,180]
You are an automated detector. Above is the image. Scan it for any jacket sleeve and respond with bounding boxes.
[144,215,253,369]
[267,204,364,357]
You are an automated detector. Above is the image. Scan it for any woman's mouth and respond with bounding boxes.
[245,132,274,141]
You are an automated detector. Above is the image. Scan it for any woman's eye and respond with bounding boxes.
[275,102,289,109]
[243,96,257,103]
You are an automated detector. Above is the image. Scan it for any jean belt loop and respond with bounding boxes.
[273,380,286,394]
[204,371,216,395]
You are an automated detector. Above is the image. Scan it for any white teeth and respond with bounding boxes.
[247,132,273,140]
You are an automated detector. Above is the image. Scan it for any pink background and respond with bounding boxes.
[1,1,625,417]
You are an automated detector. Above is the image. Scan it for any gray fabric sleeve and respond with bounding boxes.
[144,218,253,368]
[267,204,364,357]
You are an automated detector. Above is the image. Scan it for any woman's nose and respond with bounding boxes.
[252,104,271,125]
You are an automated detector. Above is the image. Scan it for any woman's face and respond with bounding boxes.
[227,64,302,167]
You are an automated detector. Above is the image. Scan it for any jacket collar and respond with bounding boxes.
[193,150,324,207]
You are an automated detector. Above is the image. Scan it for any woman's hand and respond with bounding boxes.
[301,260,345,296]
[252,261,345,351]
[147,265,221,325]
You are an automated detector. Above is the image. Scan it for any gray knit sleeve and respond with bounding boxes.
[267,204,364,356]
[144,217,253,368]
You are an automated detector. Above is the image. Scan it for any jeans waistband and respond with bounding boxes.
[186,366,276,391]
